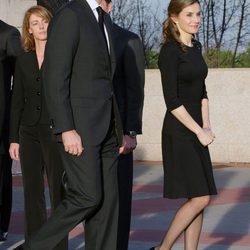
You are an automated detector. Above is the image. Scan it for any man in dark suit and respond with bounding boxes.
[15,0,123,249]
[100,1,145,249]
[37,0,69,14]
[0,20,22,242]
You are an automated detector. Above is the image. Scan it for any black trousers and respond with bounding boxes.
[19,124,67,250]
[0,153,12,232]
[117,153,133,250]
[25,125,119,250]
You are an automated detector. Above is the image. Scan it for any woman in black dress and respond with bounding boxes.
[154,0,217,249]
[9,6,67,249]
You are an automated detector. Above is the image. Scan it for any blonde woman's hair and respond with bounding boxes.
[162,0,200,50]
[22,5,52,52]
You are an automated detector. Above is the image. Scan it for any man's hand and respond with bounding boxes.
[62,130,84,156]
[119,135,137,155]
[9,143,20,160]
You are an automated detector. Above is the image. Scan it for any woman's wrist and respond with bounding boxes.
[203,123,211,130]
[203,126,211,130]
[195,127,203,135]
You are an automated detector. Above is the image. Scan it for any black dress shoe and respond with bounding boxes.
[0,231,8,241]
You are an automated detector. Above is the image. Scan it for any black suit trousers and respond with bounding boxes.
[19,124,67,250]
[0,153,12,232]
[25,124,119,250]
[117,153,133,250]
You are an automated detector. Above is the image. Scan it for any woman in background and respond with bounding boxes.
[155,0,217,249]
[9,6,67,249]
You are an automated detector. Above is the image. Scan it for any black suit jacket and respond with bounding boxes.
[9,51,50,143]
[0,20,22,153]
[112,23,144,134]
[37,0,69,14]
[43,0,123,146]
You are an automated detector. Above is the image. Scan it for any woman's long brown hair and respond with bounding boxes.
[22,5,52,52]
[162,0,200,51]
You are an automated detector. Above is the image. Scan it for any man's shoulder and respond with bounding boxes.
[0,20,19,35]
[53,0,84,18]
[54,0,73,13]
[113,23,140,41]
[0,20,11,30]
[49,0,83,29]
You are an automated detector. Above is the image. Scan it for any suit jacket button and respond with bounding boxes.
[36,91,41,96]
[36,77,41,81]
[36,106,41,110]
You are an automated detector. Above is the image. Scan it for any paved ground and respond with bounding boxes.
[1,162,250,250]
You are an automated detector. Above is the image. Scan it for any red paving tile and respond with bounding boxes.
[69,225,84,238]
[132,187,250,215]
[9,211,24,233]
[210,188,250,205]
[132,198,183,215]
[13,175,48,187]
[12,175,23,187]
[133,184,163,193]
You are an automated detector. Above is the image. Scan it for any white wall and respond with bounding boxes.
[0,0,36,28]
[135,69,250,163]
[1,1,249,163]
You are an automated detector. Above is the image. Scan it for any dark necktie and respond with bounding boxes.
[96,6,109,52]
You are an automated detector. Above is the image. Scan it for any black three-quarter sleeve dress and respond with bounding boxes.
[158,40,217,199]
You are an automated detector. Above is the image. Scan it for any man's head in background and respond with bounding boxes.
[100,0,112,13]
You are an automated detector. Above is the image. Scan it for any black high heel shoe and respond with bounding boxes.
[149,247,156,250]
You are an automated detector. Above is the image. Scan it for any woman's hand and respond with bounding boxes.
[9,143,20,160]
[203,127,216,139]
[196,128,215,146]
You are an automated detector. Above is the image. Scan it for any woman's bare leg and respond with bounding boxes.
[184,211,203,250]
[158,195,210,250]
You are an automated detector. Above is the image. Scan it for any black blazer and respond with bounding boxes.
[43,0,123,146]
[9,51,50,143]
[112,23,145,134]
[37,0,69,15]
[0,20,22,153]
